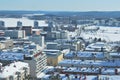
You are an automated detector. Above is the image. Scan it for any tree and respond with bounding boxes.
[16,71,21,80]
[117,47,120,54]
[23,67,28,79]
[94,37,97,42]
[98,38,102,42]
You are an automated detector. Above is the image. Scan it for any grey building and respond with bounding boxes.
[4,30,25,39]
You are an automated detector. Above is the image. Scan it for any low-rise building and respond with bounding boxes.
[0,43,5,49]
[44,49,63,66]
[0,39,13,49]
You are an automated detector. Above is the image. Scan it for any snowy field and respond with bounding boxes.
[81,26,120,42]
[0,18,48,27]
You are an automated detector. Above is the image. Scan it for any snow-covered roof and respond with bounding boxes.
[44,49,61,56]
[110,53,120,57]
[60,67,120,75]
[0,52,24,61]
[99,75,120,80]
[44,49,60,52]
[0,61,29,78]
[85,42,110,51]
[84,26,99,30]
[41,74,97,80]
[32,29,41,31]
[64,51,104,59]
[77,51,104,59]
[58,60,120,68]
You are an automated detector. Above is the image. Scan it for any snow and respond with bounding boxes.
[0,18,48,27]
[64,51,104,60]
[44,49,60,56]
[99,75,120,80]
[101,68,116,75]
[41,74,97,80]
[110,53,120,57]
[85,42,111,51]
[59,60,120,68]
[77,51,104,59]
[81,26,120,42]
[0,52,24,61]
[37,72,46,78]
[84,26,99,30]
[0,61,29,78]
[62,67,99,74]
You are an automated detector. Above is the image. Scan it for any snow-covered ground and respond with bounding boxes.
[81,26,120,42]
[0,18,48,27]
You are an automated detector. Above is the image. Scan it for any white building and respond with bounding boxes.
[24,51,47,78]
[23,43,47,78]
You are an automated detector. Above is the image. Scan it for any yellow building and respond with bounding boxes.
[44,49,64,66]
[0,43,5,49]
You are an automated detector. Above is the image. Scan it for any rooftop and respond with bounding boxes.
[64,51,104,59]
[0,61,29,78]
[58,59,120,68]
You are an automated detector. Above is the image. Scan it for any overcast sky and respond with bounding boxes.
[0,0,120,11]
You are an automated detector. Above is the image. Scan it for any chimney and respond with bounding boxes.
[40,32,47,48]
[42,36,45,48]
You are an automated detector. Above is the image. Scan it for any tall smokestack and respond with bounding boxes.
[42,36,45,48]
[40,32,47,48]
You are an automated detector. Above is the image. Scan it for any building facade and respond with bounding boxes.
[24,51,47,78]
[44,49,63,66]
[4,30,25,39]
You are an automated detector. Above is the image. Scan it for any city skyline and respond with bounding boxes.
[0,0,120,11]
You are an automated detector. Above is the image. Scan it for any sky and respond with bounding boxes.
[0,0,120,11]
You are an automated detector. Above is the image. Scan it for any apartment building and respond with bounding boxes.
[24,51,47,78]
[23,43,47,78]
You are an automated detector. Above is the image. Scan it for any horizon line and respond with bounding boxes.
[1,10,120,12]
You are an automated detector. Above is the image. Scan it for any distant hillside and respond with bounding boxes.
[0,10,120,18]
